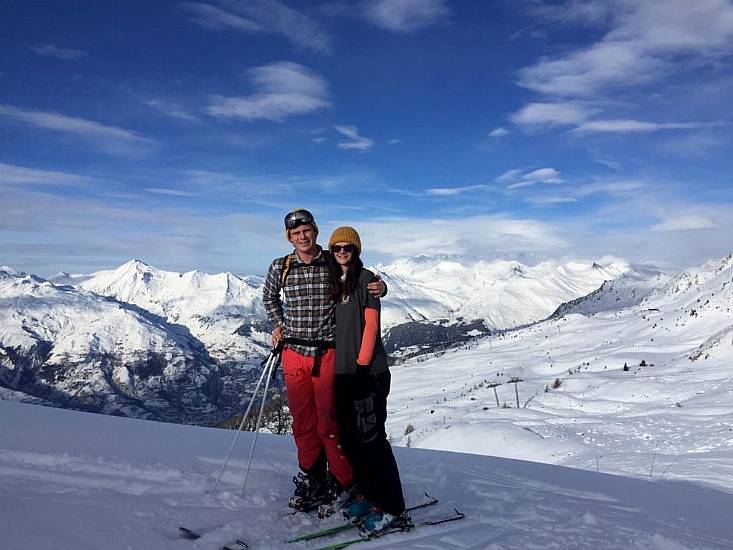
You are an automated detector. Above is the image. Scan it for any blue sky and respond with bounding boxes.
[1,0,732,275]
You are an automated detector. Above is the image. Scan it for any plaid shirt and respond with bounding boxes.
[262,247,336,357]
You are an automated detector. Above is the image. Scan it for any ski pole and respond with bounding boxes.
[240,346,279,497]
[210,346,280,493]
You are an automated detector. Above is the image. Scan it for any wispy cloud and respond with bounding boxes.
[525,195,578,205]
[511,101,592,127]
[575,119,708,133]
[0,163,96,187]
[651,214,719,232]
[358,214,568,258]
[0,104,155,154]
[519,1,733,97]
[207,61,330,121]
[180,0,332,53]
[575,179,646,197]
[523,0,614,26]
[513,1,733,135]
[31,43,89,60]
[334,125,374,151]
[362,0,450,33]
[426,184,490,196]
[489,127,509,138]
[502,167,564,189]
[143,99,201,122]
[144,187,197,197]
[512,102,708,135]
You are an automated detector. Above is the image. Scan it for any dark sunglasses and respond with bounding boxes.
[331,244,355,254]
[284,209,314,229]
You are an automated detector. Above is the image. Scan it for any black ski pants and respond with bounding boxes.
[334,370,405,516]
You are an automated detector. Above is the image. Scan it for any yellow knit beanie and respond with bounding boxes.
[328,226,362,254]
[284,208,319,240]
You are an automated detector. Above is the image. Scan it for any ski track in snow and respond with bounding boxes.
[2,401,733,549]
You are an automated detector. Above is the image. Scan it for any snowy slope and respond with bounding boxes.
[375,256,632,329]
[551,270,669,318]
[0,270,219,421]
[386,254,733,493]
[2,399,732,550]
[78,260,270,365]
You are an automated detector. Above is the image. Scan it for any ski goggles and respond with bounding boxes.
[284,209,315,229]
[331,244,356,254]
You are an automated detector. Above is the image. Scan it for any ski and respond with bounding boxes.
[312,509,465,550]
[286,493,439,543]
[222,540,249,550]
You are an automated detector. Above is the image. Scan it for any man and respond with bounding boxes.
[262,208,386,510]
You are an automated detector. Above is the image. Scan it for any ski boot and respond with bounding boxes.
[359,509,412,537]
[317,481,355,519]
[342,493,373,522]
[289,472,332,511]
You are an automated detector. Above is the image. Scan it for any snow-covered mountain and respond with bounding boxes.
[551,269,670,318]
[0,269,219,421]
[69,259,270,365]
[376,256,632,329]
[6,253,728,434]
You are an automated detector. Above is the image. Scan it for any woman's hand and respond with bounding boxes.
[354,363,376,399]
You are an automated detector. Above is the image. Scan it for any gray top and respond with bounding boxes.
[334,268,388,375]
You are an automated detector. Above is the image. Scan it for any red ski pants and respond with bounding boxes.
[282,347,353,487]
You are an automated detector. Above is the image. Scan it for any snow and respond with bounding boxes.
[385,253,733,494]
[374,256,635,329]
[79,260,268,365]
[2,399,733,550]
[2,253,733,547]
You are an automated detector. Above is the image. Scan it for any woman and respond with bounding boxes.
[328,226,406,535]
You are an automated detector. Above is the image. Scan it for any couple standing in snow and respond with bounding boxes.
[262,209,405,534]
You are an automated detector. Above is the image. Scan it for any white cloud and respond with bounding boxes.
[575,180,646,197]
[180,1,332,53]
[525,0,614,26]
[525,195,578,205]
[511,101,592,127]
[426,184,489,196]
[519,0,733,97]
[144,188,196,197]
[358,214,568,258]
[363,0,450,33]
[505,167,563,189]
[512,103,708,135]
[489,127,510,138]
[651,214,719,232]
[0,104,155,154]
[0,163,96,186]
[334,125,374,151]
[496,168,526,182]
[143,99,200,122]
[512,1,733,138]
[31,43,88,60]
[575,119,707,133]
[207,62,330,121]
